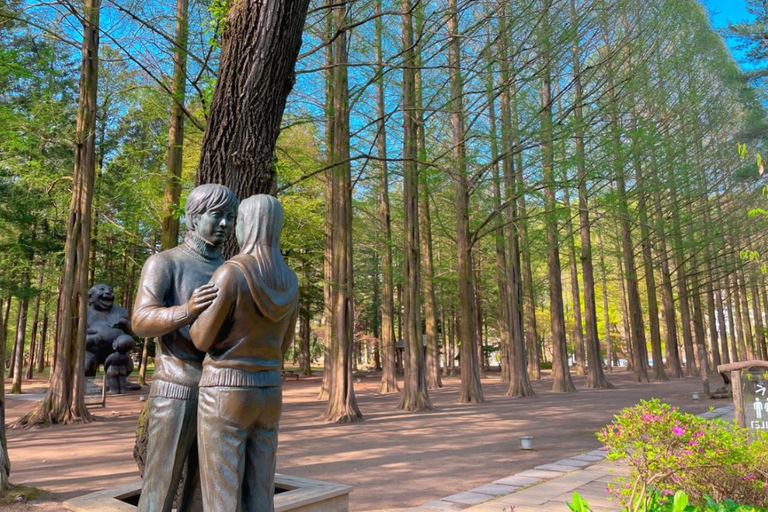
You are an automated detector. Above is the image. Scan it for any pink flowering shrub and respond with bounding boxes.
[598,399,768,510]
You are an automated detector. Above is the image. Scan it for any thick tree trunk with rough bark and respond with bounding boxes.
[160,0,189,251]
[196,0,310,253]
[318,6,334,402]
[322,2,361,423]
[448,0,483,403]
[496,6,532,397]
[16,0,100,427]
[399,0,432,410]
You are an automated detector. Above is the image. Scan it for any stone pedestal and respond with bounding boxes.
[63,474,352,512]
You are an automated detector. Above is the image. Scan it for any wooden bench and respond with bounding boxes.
[281,369,300,381]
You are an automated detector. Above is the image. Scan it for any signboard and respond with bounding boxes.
[742,367,768,431]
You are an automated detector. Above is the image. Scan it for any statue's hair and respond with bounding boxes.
[185,184,238,230]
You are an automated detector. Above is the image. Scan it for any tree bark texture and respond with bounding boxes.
[415,4,441,389]
[375,0,397,394]
[540,0,573,393]
[448,0,483,403]
[497,6,532,397]
[196,0,311,242]
[323,2,361,423]
[399,0,433,410]
[16,0,100,427]
[160,0,189,251]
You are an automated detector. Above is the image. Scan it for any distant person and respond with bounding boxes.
[132,184,238,512]
[190,194,298,512]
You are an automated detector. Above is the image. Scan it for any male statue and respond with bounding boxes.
[132,183,238,512]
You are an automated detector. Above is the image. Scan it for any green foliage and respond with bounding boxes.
[567,491,766,512]
[598,399,768,510]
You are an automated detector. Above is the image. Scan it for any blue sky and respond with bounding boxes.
[703,0,751,28]
[700,0,753,66]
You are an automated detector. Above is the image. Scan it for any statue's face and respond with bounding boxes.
[89,284,114,311]
[194,207,236,246]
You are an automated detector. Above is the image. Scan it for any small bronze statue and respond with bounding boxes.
[190,195,298,512]
[85,284,135,382]
[104,334,137,394]
[132,184,238,512]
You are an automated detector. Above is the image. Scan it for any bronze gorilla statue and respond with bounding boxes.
[85,284,141,392]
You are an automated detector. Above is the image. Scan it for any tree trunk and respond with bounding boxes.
[10,287,29,394]
[375,0,397,394]
[318,5,335,402]
[651,182,684,378]
[16,0,100,426]
[540,0,573,393]
[36,308,48,374]
[617,251,633,369]
[738,270,755,360]
[138,338,150,387]
[751,282,765,361]
[411,2,441,390]
[485,28,511,384]
[633,152,667,381]
[160,0,190,251]
[609,87,648,383]
[299,306,311,375]
[0,293,9,490]
[716,284,730,365]
[564,189,586,377]
[447,0,483,403]
[496,6,532,396]
[26,272,45,380]
[399,0,433,410]
[570,0,609,389]
[322,1,361,423]
[598,233,613,373]
[196,0,311,253]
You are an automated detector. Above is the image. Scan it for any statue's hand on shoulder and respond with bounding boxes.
[186,283,219,320]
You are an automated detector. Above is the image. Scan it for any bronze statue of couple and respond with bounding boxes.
[132,184,298,512]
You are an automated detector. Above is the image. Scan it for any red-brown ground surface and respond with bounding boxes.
[3,369,727,511]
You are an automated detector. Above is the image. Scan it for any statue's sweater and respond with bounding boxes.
[189,254,298,389]
[132,234,223,394]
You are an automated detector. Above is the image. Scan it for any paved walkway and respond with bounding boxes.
[383,404,735,512]
[6,371,730,511]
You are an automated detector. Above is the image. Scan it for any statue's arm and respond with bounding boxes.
[132,256,190,338]
[189,265,236,353]
[281,300,299,355]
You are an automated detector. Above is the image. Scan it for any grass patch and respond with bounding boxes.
[0,484,58,505]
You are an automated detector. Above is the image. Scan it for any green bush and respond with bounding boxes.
[596,399,768,511]
[568,490,766,512]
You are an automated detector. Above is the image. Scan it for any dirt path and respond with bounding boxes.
[4,369,726,511]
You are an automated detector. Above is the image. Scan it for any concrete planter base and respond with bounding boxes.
[63,474,352,512]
